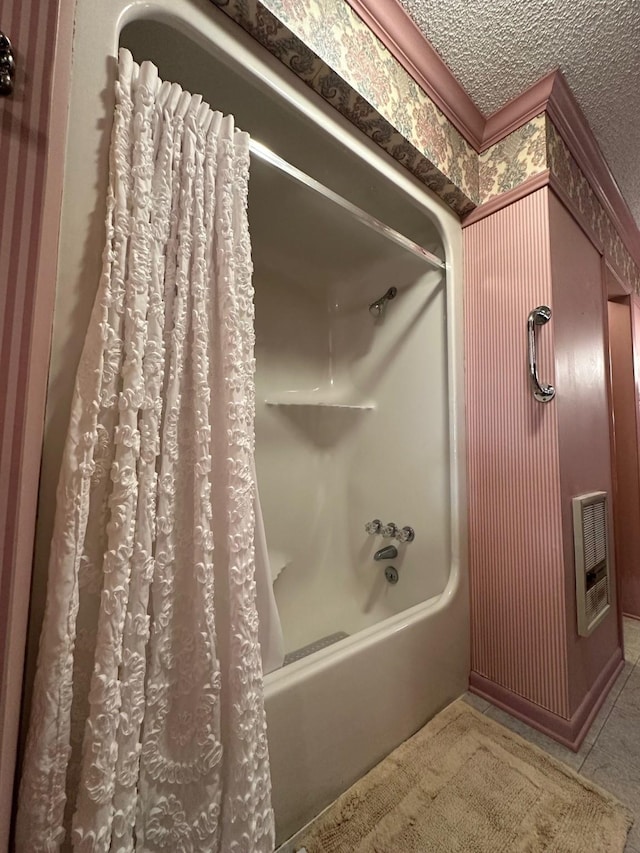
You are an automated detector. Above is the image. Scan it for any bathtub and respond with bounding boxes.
[265,587,469,843]
[25,0,469,844]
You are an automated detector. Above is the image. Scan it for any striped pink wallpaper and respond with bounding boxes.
[464,188,571,719]
[0,0,68,846]
[548,192,619,714]
[0,5,56,584]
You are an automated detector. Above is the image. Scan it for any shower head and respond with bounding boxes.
[368,286,397,318]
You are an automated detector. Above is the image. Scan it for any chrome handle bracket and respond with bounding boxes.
[0,32,15,96]
[528,305,556,403]
[381,522,398,539]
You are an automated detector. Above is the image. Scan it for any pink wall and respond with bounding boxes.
[608,299,640,619]
[465,188,570,718]
[465,186,622,734]
[631,296,640,614]
[0,1,70,846]
[548,193,619,714]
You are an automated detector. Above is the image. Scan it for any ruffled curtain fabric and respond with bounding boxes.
[17,49,274,852]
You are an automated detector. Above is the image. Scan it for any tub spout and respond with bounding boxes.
[374,545,398,561]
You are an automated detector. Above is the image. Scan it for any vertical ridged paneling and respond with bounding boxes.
[464,188,570,718]
[0,0,61,844]
[549,194,618,715]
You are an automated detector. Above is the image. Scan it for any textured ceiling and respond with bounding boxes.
[399,0,640,225]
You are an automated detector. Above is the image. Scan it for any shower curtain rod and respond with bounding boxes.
[248,139,446,271]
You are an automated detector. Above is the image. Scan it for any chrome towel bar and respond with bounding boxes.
[528,305,556,403]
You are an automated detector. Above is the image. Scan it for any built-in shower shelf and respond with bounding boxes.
[266,398,375,410]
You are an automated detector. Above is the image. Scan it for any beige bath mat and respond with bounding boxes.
[298,699,632,852]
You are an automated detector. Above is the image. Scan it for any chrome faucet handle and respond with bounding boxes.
[396,526,415,543]
[381,522,398,538]
[365,519,382,535]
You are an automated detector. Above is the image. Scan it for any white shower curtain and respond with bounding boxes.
[17,49,276,852]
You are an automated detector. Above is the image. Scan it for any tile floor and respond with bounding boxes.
[464,616,640,853]
[278,617,640,853]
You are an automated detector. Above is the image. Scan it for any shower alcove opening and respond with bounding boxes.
[25,0,468,844]
[120,14,452,668]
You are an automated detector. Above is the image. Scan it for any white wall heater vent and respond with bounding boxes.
[573,491,610,637]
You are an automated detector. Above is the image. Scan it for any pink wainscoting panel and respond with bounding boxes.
[464,188,570,719]
[608,299,640,619]
[0,0,68,845]
[548,193,620,715]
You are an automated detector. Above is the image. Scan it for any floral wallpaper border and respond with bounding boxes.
[210,0,640,293]
[211,0,477,216]
[479,115,548,203]
[479,115,640,290]
[545,118,640,293]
